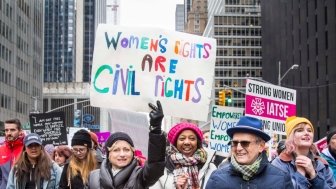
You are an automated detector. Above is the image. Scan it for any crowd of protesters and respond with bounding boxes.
[1,102,336,188]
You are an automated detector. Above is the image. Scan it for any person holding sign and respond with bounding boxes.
[151,122,217,189]
[88,100,166,188]
[6,133,62,189]
[59,129,97,189]
[206,116,293,189]
[272,116,336,189]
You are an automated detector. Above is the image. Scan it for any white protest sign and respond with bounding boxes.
[108,109,150,156]
[90,25,216,121]
[245,79,297,135]
[209,105,244,156]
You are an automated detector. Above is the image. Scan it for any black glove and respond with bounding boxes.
[148,100,164,133]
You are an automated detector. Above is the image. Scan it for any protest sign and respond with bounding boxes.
[90,25,216,121]
[245,79,296,135]
[209,105,244,156]
[29,112,67,146]
[314,137,327,153]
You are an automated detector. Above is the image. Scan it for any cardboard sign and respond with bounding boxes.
[29,112,67,146]
[90,25,216,121]
[209,105,244,156]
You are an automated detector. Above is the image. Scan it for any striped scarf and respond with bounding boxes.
[168,145,207,189]
[231,154,262,181]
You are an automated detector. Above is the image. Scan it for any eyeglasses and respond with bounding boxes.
[230,140,258,148]
[72,147,87,154]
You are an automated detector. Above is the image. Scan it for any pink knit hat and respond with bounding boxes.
[167,122,204,145]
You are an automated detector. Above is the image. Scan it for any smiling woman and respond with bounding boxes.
[272,116,336,188]
[150,122,217,189]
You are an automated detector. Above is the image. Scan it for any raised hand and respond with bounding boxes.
[148,100,164,133]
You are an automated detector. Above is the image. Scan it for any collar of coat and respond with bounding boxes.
[279,151,329,166]
[99,158,139,188]
[229,152,269,177]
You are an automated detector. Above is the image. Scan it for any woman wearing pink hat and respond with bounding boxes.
[151,122,216,189]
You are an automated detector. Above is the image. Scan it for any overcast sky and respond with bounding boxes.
[119,0,183,31]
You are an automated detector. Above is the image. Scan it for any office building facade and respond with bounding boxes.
[0,0,44,128]
[261,0,336,138]
[204,0,262,108]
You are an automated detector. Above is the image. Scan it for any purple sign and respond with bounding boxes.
[95,132,110,143]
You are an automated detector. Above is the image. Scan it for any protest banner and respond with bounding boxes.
[314,137,327,153]
[245,79,297,135]
[29,112,67,146]
[90,25,216,121]
[209,105,244,156]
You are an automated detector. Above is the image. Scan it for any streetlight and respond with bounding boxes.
[278,61,299,86]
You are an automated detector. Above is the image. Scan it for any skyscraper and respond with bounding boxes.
[0,0,44,126]
[44,0,76,82]
[204,0,262,108]
[261,0,336,138]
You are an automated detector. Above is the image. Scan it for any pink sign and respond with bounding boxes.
[245,95,296,120]
[314,137,327,153]
[95,132,111,143]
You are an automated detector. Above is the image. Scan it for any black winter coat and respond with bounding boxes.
[205,152,294,189]
[88,132,166,189]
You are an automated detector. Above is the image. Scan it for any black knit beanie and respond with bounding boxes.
[327,130,336,144]
[105,132,134,156]
[71,129,92,148]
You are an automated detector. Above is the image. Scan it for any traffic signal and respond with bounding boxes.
[225,90,232,106]
[218,90,225,106]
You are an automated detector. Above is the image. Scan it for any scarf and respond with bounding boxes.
[231,154,262,181]
[168,145,207,189]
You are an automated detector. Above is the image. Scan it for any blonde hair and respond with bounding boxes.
[67,148,96,185]
[107,140,135,154]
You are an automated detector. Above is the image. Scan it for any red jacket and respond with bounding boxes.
[0,136,24,189]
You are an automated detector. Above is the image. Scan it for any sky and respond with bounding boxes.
[119,0,184,31]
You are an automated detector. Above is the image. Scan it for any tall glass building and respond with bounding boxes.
[44,0,76,82]
[204,0,262,108]
[0,0,44,127]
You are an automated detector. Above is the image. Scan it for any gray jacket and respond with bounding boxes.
[88,132,166,189]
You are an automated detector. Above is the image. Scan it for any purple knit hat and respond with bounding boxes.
[167,122,203,145]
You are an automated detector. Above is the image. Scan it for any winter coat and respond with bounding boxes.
[59,163,87,189]
[150,148,217,189]
[321,148,336,181]
[88,132,166,189]
[206,152,294,189]
[6,162,62,189]
[0,138,24,189]
[272,152,336,189]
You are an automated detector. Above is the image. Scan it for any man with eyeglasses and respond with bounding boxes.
[0,119,24,189]
[206,116,294,189]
